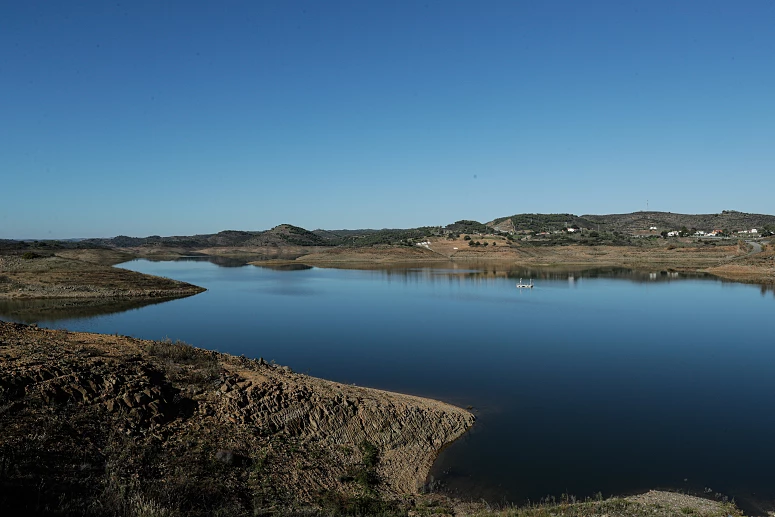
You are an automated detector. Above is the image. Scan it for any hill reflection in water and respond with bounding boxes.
[0,296,182,324]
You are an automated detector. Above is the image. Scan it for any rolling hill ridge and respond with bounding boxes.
[5,211,774,252]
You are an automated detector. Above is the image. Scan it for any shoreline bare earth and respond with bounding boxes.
[248,237,775,285]
[0,252,206,301]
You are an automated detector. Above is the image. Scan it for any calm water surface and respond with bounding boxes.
[2,259,774,508]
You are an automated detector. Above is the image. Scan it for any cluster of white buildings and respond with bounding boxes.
[667,228,760,237]
[648,227,767,238]
[510,226,765,238]
[692,229,723,237]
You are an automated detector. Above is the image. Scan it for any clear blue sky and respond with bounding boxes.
[2,1,773,239]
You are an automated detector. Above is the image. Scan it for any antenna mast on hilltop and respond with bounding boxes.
[646,199,649,212]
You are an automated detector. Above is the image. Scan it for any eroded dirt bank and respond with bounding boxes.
[0,321,473,515]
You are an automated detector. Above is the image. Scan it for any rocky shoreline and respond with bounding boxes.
[0,321,473,515]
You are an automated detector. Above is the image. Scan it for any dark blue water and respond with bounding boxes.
[2,259,774,507]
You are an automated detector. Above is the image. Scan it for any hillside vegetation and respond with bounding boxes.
[489,210,775,234]
[489,214,593,233]
[81,224,329,249]
[4,211,772,257]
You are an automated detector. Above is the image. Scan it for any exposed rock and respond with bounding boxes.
[215,449,238,466]
[0,321,474,514]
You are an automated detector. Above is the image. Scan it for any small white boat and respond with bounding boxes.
[516,278,533,289]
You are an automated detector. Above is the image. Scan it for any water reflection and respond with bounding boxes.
[137,255,775,297]
[358,263,716,286]
[2,262,769,325]
[148,254,315,268]
[253,263,314,271]
[164,255,256,267]
[0,296,181,324]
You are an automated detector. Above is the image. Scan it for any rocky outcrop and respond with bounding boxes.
[210,364,474,494]
[0,321,474,514]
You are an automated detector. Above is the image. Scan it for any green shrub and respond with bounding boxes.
[359,440,379,468]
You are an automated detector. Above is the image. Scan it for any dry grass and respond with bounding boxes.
[252,237,775,284]
[409,491,743,517]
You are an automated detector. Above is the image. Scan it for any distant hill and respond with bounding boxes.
[489,210,775,233]
[489,214,594,233]
[6,211,773,253]
[443,220,493,234]
[83,224,438,250]
[313,228,437,247]
[82,224,328,249]
[263,224,329,246]
[312,229,379,242]
[0,239,107,251]
[36,226,436,250]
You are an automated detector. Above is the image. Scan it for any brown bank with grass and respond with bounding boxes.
[251,237,775,285]
[0,249,205,306]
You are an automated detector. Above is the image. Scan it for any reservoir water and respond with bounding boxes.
[2,259,774,509]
